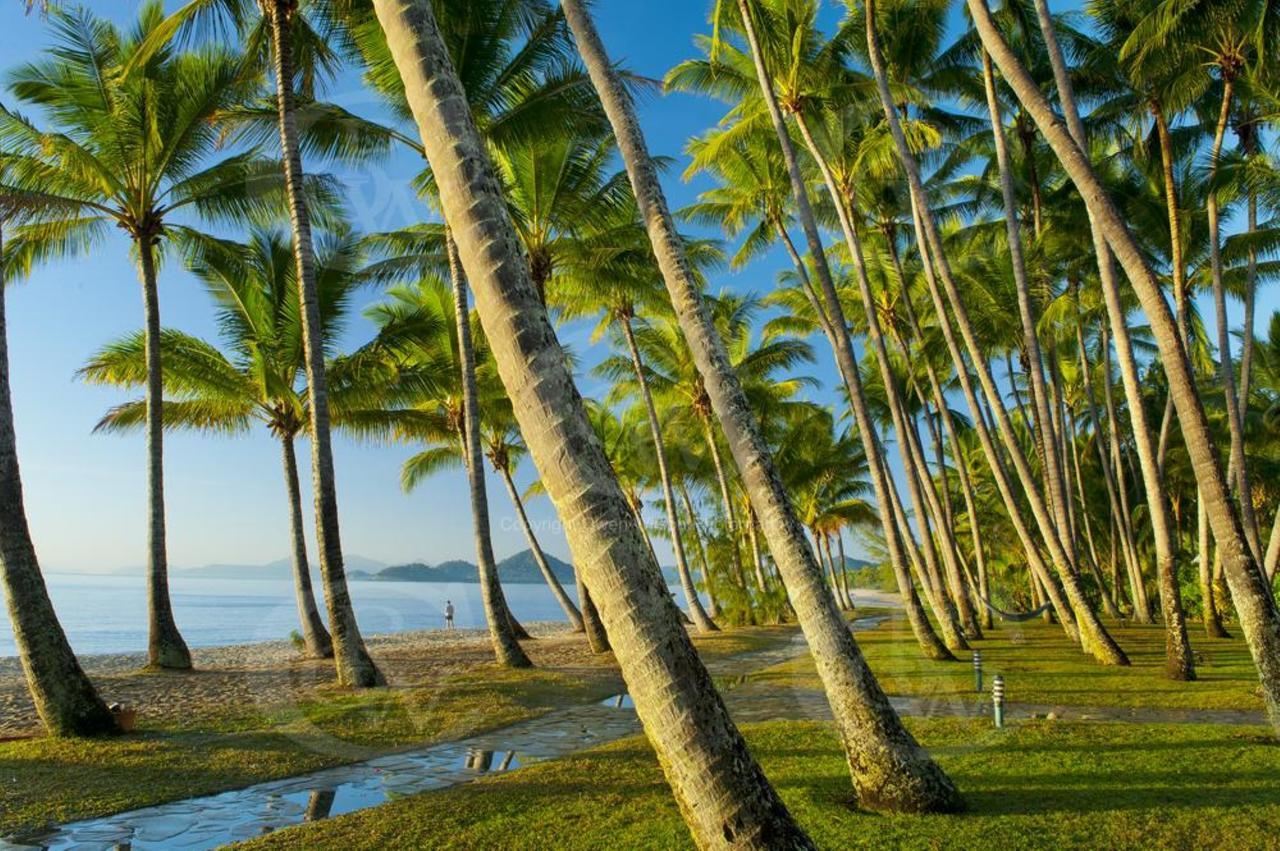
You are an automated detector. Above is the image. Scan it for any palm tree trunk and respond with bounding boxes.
[266,1,380,687]
[448,236,533,668]
[375,2,818,840]
[868,1,1123,664]
[791,112,976,642]
[1200,497,1230,637]
[835,531,855,610]
[1207,76,1262,562]
[561,0,963,813]
[137,235,190,671]
[745,502,770,593]
[1099,330,1152,622]
[620,317,718,633]
[700,415,748,589]
[1039,0,1193,675]
[679,482,721,618]
[980,49,1073,552]
[497,463,583,631]
[281,435,332,658]
[743,0,963,665]
[0,226,117,735]
[977,0,1280,731]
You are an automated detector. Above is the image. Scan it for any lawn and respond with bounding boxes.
[235,717,1280,850]
[752,610,1267,713]
[0,623,798,837]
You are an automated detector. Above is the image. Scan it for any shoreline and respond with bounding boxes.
[0,620,571,680]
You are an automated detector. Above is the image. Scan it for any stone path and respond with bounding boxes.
[0,619,830,851]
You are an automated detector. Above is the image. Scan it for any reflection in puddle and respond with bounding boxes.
[600,693,634,709]
[305,789,336,822]
[461,748,521,772]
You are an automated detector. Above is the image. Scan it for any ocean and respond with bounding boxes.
[0,572,609,657]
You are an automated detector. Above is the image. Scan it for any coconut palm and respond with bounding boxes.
[78,228,391,660]
[368,2,818,842]
[858,0,1129,666]
[133,0,388,686]
[968,0,1280,736]
[560,0,963,816]
[0,4,298,670]
[0,206,116,736]
[338,276,532,667]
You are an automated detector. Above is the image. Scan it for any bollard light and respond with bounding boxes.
[992,674,1005,729]
[973,650,983,693]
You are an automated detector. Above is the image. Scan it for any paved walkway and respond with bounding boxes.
[0,618,830,851]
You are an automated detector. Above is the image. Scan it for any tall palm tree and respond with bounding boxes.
[859,0,1128,666]
[350,1,618,646]
[559,0,963,816]
[137,0,385,686]
[968,0,1280,735]
[339,277,532,666]
[0,207,117,736]
[368,1,817,843]
[1,4,286,670]
[79,228,387,660]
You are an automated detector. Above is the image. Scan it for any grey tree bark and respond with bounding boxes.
[495,462,584,631]
[137,235,191,671]
[620,316,718,633]
[447,236,533,668]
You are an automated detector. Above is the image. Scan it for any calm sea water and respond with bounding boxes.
[0,573,615,657]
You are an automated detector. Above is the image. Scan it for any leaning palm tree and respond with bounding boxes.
[559,0,963,816]
[79,228,385,660]
[0,4,290,670]
[368,0,822,842]
[0,200,117,736]
[968,0,1280,735]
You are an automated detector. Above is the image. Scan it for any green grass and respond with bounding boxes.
[0,664,621,837]
[0,622,803,837]
[754,611,1266,712]
[235,718,1280,850]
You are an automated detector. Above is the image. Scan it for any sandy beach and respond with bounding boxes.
[0,622,581,738]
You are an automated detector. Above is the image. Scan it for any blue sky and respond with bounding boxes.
[0,0,1269,574]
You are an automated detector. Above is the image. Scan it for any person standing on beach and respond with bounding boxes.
[444,601,455,630]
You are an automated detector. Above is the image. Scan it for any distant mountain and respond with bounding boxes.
[373,550,577,584]
[179,555,387,581]
[839,556,875,571]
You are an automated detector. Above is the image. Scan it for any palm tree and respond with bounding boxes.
[0,4,291,670]
[477,410,584,631]
[368,1,816,842]
[0,206,117,736]
[339,277,532,666]
[137,0,386,686]
[859,0,1128,666]
[78,228,387,660]
[350,1,618,646]
[968,0,1280,736]
[560,0,963,815]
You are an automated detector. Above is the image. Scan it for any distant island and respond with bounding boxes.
[174,549,589,585]
[91,550,868,586]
